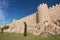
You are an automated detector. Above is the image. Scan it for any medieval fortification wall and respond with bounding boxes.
[4,3,60,37]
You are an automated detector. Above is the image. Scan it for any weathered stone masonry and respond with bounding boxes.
[4,3,60,37]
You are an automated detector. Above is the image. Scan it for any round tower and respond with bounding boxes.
[37,3,51,26]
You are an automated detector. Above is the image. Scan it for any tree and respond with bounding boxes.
[23,22,27,36]
[1,25,9,33]
[1,28,3,33]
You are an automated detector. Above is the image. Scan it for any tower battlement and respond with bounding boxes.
[38,3,60,10]
[39,3,47,6]
[38,3,48,8]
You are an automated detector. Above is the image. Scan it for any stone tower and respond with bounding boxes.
[37,3,51,26]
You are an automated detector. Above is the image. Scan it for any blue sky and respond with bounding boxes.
[0,0,60,26]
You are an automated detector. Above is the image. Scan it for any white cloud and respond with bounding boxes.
[0,0,9,9]
[0,10,5,19]
[0,9,6,24]
[0,0,9,26]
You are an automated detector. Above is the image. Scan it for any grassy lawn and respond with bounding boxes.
[0,32,60,40]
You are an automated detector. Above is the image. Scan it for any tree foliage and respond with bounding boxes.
[23,22,27,36]
[1,25,9,33]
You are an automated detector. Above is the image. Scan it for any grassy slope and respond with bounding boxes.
[0,32,60,40]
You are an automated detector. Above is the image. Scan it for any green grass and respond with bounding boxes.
[0,32,60,40]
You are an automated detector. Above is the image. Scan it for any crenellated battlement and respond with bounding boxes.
[49,3,60,9]
[39,3,47,6]
[38,3,60,10]
[38,3,48,11]
[38,3,48,8]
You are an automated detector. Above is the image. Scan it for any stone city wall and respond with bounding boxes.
[4,3,60,37]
